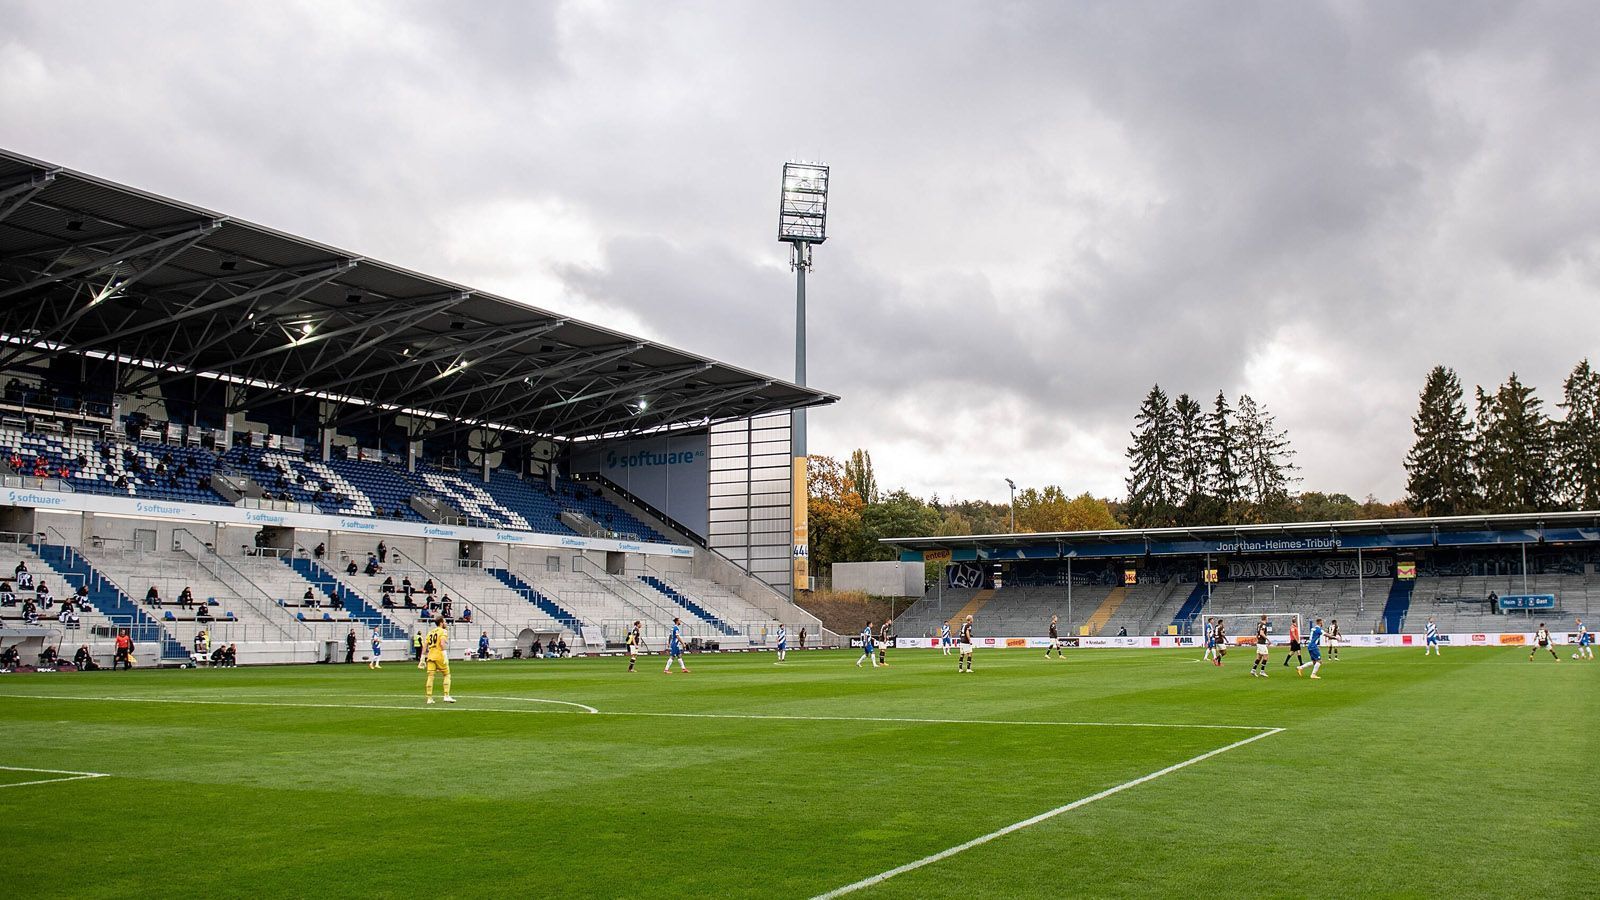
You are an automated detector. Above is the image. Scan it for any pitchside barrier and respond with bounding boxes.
[876,632,1590,649]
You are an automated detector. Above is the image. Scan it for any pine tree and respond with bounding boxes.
[843,448,878,504]
[1125,384,1179,526]
[1403,365,1477,515]
[1555,359,1600,509]
[1235,394,1298,516]
[1206,391,1244,522]
[1473,373,1554,512]
[1172,393,1209,523]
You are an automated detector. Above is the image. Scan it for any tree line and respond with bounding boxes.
[1403,360,1600,515]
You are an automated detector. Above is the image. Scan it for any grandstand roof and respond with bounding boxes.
[885,511,1600,556]
[0,148,836,444]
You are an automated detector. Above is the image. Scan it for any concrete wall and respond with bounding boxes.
[833,561,925,598]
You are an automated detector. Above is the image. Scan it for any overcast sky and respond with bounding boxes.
[4,1,1598,503]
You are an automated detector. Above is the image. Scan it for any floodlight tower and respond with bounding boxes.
[779,162,829,593]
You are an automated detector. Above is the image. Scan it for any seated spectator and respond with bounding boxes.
[224,644,237,667]
[145,585,162,607]
[75,583,89,604]
[363,554,380,577]
[177,586,194,608]
[329,593,344,611]
[460,607,473,624]
[380,576,395,595]
[196,605,213,622]
[402,593,417,609]
[313,542,326,559]
[345,559,358,576]
[441,597,453,620]
[14,561,33,590]
[530,639,542,658]
[556,638,570,657]
[35,580,51,606]
[381,594,396,609]
[65,607,80,629]
[423,578,436,596]
[39,645,59,668]
[22,599,39,625]
[302,587,319,609]
[420,607,432,621]
[401,576,414,598]
[210,646,227,666]
[0,644,22,670]
[74,644,99,671]
[0,580,12,605]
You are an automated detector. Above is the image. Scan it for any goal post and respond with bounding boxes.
[1206,612,1301,646]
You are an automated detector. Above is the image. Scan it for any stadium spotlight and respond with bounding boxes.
[1006,478,1017,533]
[778,161,830,595]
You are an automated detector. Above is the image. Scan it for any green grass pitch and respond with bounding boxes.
[0,646,1594,898]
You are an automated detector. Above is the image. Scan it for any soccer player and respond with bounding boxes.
[1202,617,1216,661]
[1251,614,1271,677]
[877,618,894,667]
[1212,620,1228,667]
[423,619,453,703]
[1529,623,1559,662]
[626,620,643,672]
[663,617,690,673]
[1575,618,1594,660]
[774,622,788,663]
[1327,619,1342,660]
[856,621,877,668]
[1046,615,1063,660]
[1282,617,1303,669]
[939,621,953,656]
[1424,617,1441,656]
[1295,618,1325,679]
[368,627,382,670]
[957,615,975,673]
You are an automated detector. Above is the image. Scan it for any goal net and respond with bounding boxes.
[1206,612,1301,646]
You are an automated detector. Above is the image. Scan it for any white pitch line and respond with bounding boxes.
[810,727,1287,900]
[0,693,1278,731]
[0,764,111,789]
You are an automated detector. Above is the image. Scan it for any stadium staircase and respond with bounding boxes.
[950,588,995,623]
[1171,583,1210,632]
[1381,579,1414,634]
[32,543,188,661]
[1083,586,1129,635]
[485,568,584,631]
[638,575,738,636]
[285,558,407,640]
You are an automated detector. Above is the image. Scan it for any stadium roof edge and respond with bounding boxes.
[0,147,837,445]
[882,510,1600,550]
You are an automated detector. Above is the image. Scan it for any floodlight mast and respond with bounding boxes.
[779,162,829,594]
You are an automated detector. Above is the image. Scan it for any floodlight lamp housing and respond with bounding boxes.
[778,162,829,244]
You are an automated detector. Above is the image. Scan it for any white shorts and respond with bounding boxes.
[1256,643,1270,657]
[958,643,973,654]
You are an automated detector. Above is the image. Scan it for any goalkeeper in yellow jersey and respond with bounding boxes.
[423,620,455,704]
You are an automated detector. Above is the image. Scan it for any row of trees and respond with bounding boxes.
[1123,386,1301,527]
[1404,360,1600,515]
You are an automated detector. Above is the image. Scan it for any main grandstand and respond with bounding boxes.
[885,512,1600,642]
[0,148,837,666]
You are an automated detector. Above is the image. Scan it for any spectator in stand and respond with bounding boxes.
[177,586,194,609]
[145,585,162,608]
[313,542,326,560]
[75,583,89,606]
[329,591,344,611]
[0,580,13,606]
[377,541,387,564]
[401,576,414,600]
[34,580,51,608]
[113,629,133,670]
[74,644,99,670]
[345,558,359,576]
[460,607,473,624]
[381,575,395,596]
[224,644,237,667]
[530,639,542,659]
[441,596,453,620]
[196,604,213,623]
[302,587,319,609]
[210,645,227,666]
[381,593,396,609]
[423,578,436,597]
[22,598,39,625]
[345,628,356,664]
[14,561,32,590]
[478,631,490,660]
[0,644,22,671]
[364,554,381,577]
[194,629,209,658]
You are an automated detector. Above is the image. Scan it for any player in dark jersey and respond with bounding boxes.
[1251,614,1271,678]
[1212,620,1228,666]
[626,620,643,672]
[1046,615,1063,659]
[877,618,894,667]
[958,615,975,673]
[1282,618,1303,669]
[1530,623,1559,662]
[1327,619,1342,660]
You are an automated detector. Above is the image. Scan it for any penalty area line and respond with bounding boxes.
[810,726,1287,900]
[0,764,111,790]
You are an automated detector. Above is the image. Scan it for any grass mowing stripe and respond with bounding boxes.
[811,727,1286,899]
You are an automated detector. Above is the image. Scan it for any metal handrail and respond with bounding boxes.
[172,528,302,641]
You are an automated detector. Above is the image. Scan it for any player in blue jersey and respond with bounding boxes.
[1575,618,1593,660]
[774,623,788,664]
[1424,617,1441,656]
[1295,618,1325,679]
[368,627,382,669]
[939,622,953,656]
[1202,617,1217,661]
[856,621,877,668]
[663,617,690,673]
